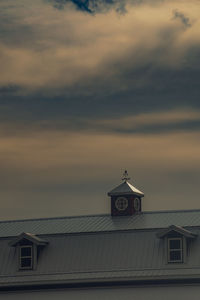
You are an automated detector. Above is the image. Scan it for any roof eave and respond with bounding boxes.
[107,191,144,197]
[2,274,200,291]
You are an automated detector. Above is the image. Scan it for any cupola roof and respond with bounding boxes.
[108,180,144,196]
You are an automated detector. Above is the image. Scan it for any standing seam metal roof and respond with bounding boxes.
[1,210,200,287]
[0,209,200,237]
[1,228,200,286]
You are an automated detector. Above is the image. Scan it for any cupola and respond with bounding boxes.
[108,170,144,216]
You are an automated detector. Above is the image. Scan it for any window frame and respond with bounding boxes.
[19,245,33,270]
[167,237,183,263]
[115,197,128,211]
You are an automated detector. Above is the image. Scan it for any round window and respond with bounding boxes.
[115,197,128,211]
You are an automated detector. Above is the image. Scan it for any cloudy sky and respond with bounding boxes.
[0,0,200,220]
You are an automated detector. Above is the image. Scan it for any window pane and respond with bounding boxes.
[21,258,32,268]
[169,239,181,249]
[21,247,31,257]
[170,250,182,261]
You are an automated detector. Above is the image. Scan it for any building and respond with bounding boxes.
[1,172,200,299]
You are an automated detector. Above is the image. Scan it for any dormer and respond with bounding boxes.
[108,171,144,216]
[157,225,197,263]
[9,232,48,270]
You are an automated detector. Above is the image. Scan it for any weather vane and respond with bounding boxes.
[122,170,130,182]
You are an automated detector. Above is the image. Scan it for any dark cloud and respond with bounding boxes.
[1,36,200,135]
[49,0,133,13]
[0,93,200,136]
[0,7,199,131]
[49,0,166,14]
[173,10,191,28]
[51,0,92,12]
[0,0,200,220]
[0,85,20,94]
[2,53,200,123]
[1,0,199,103]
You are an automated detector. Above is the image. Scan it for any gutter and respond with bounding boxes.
[2,274,200,291]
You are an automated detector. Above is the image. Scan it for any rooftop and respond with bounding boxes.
[1,209,200,238]
[1,209,200,288]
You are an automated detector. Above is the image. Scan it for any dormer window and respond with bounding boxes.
[168,237,183,263]
[9,232,48,271]
[19,245,33,269]
[157,225,197,264]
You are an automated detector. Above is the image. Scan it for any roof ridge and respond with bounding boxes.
[0,213,110,224]
[1,209,200,224]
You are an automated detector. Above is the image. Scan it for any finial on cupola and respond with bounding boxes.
[122,170,130,182]
[108,171,144,217]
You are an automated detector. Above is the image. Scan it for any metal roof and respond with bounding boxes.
[108,181,144,196]
[1,209,200,238]
[1,226,200,287]
[1,210,200,288]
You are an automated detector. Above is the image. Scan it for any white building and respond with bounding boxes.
[1,175,200,299]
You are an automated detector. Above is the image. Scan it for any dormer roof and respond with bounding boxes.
[108,181,144,196]
[156,225,197,239]
[9,232,48,247]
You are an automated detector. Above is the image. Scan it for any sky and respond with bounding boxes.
[0,0,200,220]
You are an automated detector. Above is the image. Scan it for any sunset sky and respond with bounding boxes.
[0,0,200,220]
